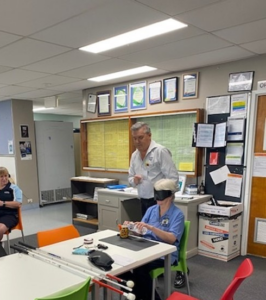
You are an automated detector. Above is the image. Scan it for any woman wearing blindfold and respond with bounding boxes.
[122,179,185,300]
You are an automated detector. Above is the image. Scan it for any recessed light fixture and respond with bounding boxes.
[33,107,55,112]
[88,66,156,82]
[80,18,187,53]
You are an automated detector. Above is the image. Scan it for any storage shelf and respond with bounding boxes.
[72,198,97,204]
[71,177,118,229]
[73,217,98,226]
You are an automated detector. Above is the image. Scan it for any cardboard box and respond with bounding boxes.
[198,215,242,261]
[198,201,243,217]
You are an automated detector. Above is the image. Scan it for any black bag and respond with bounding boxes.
[88,250,114,271]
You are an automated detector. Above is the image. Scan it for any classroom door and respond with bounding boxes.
[247,95,266,256]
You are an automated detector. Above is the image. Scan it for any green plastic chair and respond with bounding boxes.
[34,277,91,300]
[150,221,191,300]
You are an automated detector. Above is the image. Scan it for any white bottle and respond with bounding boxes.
[128,223,147,235]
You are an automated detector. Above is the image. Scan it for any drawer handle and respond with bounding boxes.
[105,200,110,203]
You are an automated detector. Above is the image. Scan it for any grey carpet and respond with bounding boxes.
[6,226,266,300]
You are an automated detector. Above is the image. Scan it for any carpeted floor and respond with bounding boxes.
[5,226,266,300]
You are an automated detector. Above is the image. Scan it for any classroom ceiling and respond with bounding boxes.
[0,0,266,116]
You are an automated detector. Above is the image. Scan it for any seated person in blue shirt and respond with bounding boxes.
[123,178,185,300]
[0,167,23,256]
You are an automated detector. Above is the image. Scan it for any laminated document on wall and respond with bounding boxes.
[206,95,230,115]
[230,93,248,117]
[225,143,244,165]
[192,122,226,148]
[192,123,214,148]
[213,122,227,147]
[209,165,230,185]
[227,117,245,141]
[225,173,243,198]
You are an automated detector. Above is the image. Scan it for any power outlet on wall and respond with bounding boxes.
[27,198,33,203]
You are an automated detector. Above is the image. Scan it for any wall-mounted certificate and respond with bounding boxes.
[114,85,128,113]
[97,90,111,116]
[182,72,199,99]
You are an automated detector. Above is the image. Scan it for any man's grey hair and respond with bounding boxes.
[130,122,151,134]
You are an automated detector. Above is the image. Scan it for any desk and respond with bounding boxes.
[43,229,176,299]
[0,253,86,300]
[98,189,211,258]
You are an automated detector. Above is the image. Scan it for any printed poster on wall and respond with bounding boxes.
[19,141,32,160]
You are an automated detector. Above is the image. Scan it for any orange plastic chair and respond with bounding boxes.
[5,207,25,254]
[37,224,80,247]
[166,258,253,300]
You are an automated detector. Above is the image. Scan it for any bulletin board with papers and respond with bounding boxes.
[203,93,250,202]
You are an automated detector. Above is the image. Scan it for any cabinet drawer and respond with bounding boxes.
[98,195,118,208]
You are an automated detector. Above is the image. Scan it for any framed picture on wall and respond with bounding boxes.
[97,90,111,116]
[163,77,178,102]
[182,72,199,99]
[149,81,162,104]
[87,94,97,113]
[20,125,29,138]
[129,81,146,110]
[228,71,254,92]
[114,85,128,113]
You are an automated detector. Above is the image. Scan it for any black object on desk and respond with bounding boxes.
[99,235,158,251]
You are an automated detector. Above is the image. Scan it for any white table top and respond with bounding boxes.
[42,229,176,276]
[0,253,86,300]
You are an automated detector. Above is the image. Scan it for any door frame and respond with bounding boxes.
[241,89,266,255]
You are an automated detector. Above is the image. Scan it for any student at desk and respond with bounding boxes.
[123,179,184,300]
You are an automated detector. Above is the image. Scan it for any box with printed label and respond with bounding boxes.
[198,201,243,217]
[198,215,242,261]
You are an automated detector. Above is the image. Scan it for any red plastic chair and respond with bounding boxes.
[166,258,253,300]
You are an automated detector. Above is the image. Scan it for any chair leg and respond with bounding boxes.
[185,273,190,295]
[21,230,25,243]
[6,235,11,255]
[151,278,156,300]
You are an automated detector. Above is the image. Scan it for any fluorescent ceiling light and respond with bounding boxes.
[80,18,187,53]
[88,66,156,82]
[33,107,55,112]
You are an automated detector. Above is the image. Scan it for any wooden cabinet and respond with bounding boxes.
[71,177,118,228]
[98,189,142,231]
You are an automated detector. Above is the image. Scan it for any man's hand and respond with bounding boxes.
[134,175,142,185]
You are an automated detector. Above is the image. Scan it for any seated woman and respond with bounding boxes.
[0,167,22,255]
[123,178,185,300]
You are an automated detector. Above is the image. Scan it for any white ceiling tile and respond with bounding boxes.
[49,80,97,92]
[0,69,49,84]
[120,34,232,65]
[30,0,167,48]
[0,38,70,68]
[23,50,109,74]
[13,89,60,99]
[153,46,255,71]
[19,75,80,88]
[0,85,35,96]
[59,59,142,79]
[214,19,266,44]
[136,0,220,16]
[0,31,22,48]
[0,65,13,74]
[176,0,266,31]
[105,26,205,58]
[0,0,106,36]
[241,39,266,54]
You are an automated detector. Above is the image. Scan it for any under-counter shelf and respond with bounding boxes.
[72,217,98,226]
[71,177,118,228]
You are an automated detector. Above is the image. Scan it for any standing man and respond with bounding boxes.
[128,122,179,216]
